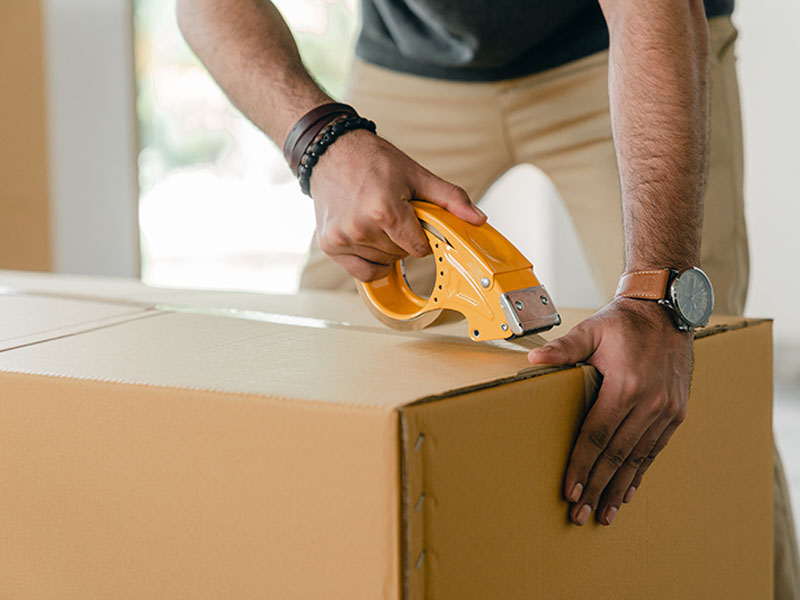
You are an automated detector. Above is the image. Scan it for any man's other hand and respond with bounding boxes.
[527,298,693,526]
[310,130,486,281]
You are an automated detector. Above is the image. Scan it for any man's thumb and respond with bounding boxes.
[527,325,595,366]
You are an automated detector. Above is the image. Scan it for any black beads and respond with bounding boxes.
[296,114,379,198]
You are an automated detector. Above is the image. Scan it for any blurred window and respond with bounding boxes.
[134,0,357,292]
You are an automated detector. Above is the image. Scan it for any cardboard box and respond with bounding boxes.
[0,270,773,598]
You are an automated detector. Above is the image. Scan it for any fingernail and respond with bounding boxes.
[535,345,554,353]
[624,486,637,503]
[575,504,591,526]
[473,205,487,219]
[605,506,618,525]
[568,482,583,503]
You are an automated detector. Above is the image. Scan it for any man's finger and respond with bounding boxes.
[322,216,411,263]
[569,404,661,526]
[383,200,433,259]
[595,417,669,524]
[334,254,393,282]
[628,420,681,495]
[528,323,597,367]
[561,380,629,515]
[411,170,486,226]
[349,244,406,266]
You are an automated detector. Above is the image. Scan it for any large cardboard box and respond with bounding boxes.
[0,270,773,598]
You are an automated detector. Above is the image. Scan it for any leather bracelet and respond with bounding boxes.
[297,114,377,197]
[283,103,357,174]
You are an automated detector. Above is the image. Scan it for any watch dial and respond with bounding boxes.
[672,268,714,327]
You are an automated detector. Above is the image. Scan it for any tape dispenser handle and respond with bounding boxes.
[358,201,444,325]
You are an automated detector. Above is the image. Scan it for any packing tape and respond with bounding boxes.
[0,286,547,353]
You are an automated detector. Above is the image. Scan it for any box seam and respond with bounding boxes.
[0,308,164,354]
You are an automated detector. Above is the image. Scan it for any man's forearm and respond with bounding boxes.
[177,0,331,146]
[600,0,710,271]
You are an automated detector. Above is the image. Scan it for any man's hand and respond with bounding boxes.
[178,0,486,262]
[310,129,486,282]
[528,299,693,526]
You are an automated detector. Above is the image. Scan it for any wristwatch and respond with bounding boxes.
[615,267,715,331]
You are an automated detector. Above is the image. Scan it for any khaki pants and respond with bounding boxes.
[299,16,799,597]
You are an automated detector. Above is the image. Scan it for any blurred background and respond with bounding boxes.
[1,0,799,521]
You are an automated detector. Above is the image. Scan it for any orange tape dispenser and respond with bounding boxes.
[358,201,562,341]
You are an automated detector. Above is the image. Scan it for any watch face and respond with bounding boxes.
[671,267,715,327]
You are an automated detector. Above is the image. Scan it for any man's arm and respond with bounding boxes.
[529,0,709,526]
[176,0,485,281]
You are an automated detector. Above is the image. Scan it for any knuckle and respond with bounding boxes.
[623,375,645,396]
[450,184,469,202]
[547,339,568,355]
[648,394,669,415]
[328,227,349,249]
[346,224,371,244]
[370,204,394,226]
[625,453,648,468]
[586,425,611,451]
[602,446,627,468]
[318,235,337,255]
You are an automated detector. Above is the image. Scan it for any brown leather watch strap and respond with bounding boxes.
[283,103,357,174]
[615,269,671,300]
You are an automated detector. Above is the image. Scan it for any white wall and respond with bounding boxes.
[42,0,139,277]
[736,2,800,345]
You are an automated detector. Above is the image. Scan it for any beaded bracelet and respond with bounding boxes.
[283,103,356,174]
[297,114,377,197]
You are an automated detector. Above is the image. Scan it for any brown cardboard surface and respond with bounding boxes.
[0,373,400,599]
[399,322,773,599]
[0,6,51,271]
[0,272,774,598]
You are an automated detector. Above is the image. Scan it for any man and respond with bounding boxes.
[177,1,799,595]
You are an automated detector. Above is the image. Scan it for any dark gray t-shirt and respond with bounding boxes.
[356,0,734,81]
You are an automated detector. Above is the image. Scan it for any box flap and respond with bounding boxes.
[0,308,545,409]
[0,292,156,352]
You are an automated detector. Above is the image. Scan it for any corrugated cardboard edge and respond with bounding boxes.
[395,316,770,599]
